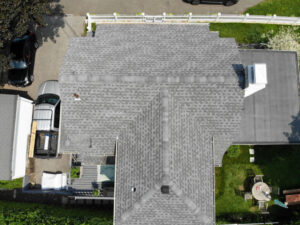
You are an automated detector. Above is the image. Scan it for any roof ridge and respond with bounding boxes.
[120,185,159,222]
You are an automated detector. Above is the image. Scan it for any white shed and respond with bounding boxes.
[0,94,33,180]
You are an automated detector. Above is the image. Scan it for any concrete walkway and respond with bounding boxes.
[59,0,264,16]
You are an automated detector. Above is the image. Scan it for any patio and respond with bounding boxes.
[216,145,300,224]
[25,153,71,189]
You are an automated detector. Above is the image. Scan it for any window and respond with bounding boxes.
[54,101,60,128]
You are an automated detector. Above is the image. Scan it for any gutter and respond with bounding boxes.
[113,136,118,225]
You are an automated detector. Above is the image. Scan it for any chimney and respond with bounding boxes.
[244,63,267,97]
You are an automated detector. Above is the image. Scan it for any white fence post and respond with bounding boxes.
[163,12,166,22]
[217,12,221,21]
[244,13,249,22]
[271,14,277,22]
[86,13,92,32]
[141,12,145,22]
[113,12,118,22]
[188,12,192,22]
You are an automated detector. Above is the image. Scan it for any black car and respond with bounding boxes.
[7,32,38,87]
[184,0,239,6]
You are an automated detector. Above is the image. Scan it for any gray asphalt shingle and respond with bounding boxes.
[59,24,244,225]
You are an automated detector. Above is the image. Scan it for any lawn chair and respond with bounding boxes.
[250,157,255,163]
[249,148,255,155]
[244,192,252,201]
[254,175,264,183]
[258,201,268,213]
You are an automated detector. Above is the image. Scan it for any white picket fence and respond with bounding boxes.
[86,12,300,31]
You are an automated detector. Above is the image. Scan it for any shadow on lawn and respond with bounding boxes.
[217,212,270,224]
[254,145,300,189]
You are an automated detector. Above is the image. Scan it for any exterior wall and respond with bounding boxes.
[11,97,33,179]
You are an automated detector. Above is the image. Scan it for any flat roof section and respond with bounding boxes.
[236,50,300,144]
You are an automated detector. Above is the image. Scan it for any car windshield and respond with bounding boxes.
[36,94,59,105]
[10,60,27,69]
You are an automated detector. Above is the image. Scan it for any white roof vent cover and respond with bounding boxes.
[244,63,267,97]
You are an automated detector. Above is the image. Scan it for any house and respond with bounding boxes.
[58,24,299,224]
[0,93,33,181]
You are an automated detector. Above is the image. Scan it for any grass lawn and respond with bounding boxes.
[0,200,113,225]
[0,178,23,189]
[216,145,300,223]
[245,0,300,17]
[209,23,299,45]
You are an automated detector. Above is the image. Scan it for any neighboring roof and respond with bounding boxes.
[236,50,300,144]
[59,24,244,225]
[0,94,17,180]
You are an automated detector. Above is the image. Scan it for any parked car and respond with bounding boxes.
[33,80,60,157]
[184,0,239,6]
[7,32,38,87]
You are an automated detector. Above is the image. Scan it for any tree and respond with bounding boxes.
[265,27,300,62]
[0,0,51,72]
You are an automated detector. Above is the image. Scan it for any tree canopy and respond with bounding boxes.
[0,0,51,73]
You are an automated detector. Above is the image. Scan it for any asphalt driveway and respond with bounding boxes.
[0,16,84,99]
[59,0,264,16]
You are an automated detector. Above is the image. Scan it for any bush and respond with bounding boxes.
[0,200,113,224]
[93,189,99,197]
[91,23,97,32]
[83,23,88,36]
[263,27,300,62]
[227,146,241,158]
[71,167,80,179]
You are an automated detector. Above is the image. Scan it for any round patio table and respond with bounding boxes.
[252,182,271,201]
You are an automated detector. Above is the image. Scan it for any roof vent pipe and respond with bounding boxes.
[244,63,267,98]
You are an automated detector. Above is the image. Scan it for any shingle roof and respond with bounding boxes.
[59,24,244,224]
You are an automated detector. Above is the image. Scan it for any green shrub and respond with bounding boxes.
[0,200,113,224]
[227,145,241,158]
[93,189,99,197]
[83,23,88,36]
[71,167,80,179]
[91,23,97,32]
